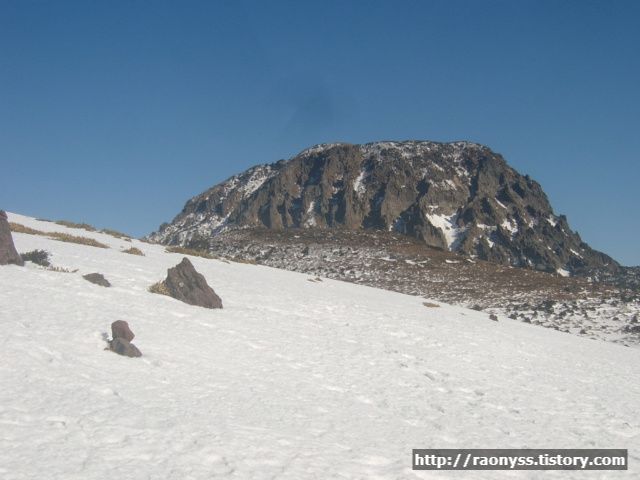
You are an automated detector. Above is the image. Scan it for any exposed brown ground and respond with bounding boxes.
[208,228,640,346]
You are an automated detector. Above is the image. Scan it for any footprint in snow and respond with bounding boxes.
[324,385,346,392]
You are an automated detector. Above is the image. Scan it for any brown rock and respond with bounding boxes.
[0,210,24,266]
[163,257,223,309]
[111,320,135,342]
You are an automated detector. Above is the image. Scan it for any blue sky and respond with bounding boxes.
[2,0,639,266]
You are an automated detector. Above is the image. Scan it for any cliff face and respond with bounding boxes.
[149,141,619,276]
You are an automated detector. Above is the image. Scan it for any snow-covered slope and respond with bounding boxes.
[2,213,639,479]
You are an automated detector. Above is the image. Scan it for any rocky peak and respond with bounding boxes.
[148,140,620,277]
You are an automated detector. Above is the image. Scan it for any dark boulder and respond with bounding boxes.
[163,257,223,309]
[0,210,24,266]
[110,337,142,357]
[83,273,111,287]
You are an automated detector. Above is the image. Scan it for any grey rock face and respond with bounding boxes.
[148,141,619,276]
[163,257,223,309]
[0,210,24,266]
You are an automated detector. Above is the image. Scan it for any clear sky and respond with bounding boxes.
[2,0,639,266]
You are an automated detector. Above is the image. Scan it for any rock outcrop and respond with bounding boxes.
[148,141,619,276]
[161,257,223,309]
[0,210,24,266]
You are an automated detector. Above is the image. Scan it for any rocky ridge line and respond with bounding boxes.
[149,141,621,278]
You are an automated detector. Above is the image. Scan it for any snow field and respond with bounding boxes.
[1,213,639,479]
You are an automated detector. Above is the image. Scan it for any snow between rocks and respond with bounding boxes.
[1,213,638,479]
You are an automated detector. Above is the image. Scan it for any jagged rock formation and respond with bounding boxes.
[149,141,619,276]
[161,257,223,309]
[0,210,24,266]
